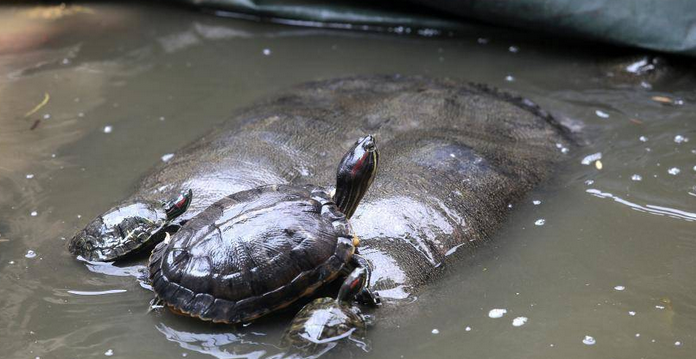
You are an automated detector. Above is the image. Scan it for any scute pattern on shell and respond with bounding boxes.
[148,184,356,324]
[69,202,168,261]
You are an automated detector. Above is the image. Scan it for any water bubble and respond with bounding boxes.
[103,126,113,134]
[161,154,175,162]
[631,174,642,181]
[639,136,648,142]
[675,341,682,346]
[30,211,38,217]
[582,335,596,345]
[431,329,439,334]
[614,285,625,291]
[25,250,37,259]
[262,48,271,56]
[636,333,641,337]
[674,135,689,144]
[105,349,114,356]
[534,219,546,226]
[595,110,610,119]
[668,167,681,175]
[512,317,528,327]
[488,308,507,318]
[465,326,472,332]
[532,200,541,205]
[505,75,515,82]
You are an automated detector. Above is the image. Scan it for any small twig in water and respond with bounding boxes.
[24,92,50,117]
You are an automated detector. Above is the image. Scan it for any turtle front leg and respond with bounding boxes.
[349,254,381,306]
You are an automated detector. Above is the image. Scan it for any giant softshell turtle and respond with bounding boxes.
[71,75,571,303]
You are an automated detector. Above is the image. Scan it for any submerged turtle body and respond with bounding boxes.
[69,190,191,262]
[148,184,359,324]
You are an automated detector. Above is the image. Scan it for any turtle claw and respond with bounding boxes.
[356,288,381,307]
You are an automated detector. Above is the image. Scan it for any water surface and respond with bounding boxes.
[1,3,695,359]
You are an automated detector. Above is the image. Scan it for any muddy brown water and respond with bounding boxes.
[1,3,695,359]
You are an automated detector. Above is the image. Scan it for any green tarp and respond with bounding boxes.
[178,0,696,57]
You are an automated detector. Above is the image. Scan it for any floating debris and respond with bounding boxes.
[534,219,545,226]
[631,174,642,181]
[105,349,114,356]
[629,311,636,316]
[595,160,603,170]
[26,174,34,179]
[595,110,610,119]
[465,326,472,332]
[581,152,602,165]
[674,135,689,144]
[25,250,37,259]
[582,335,596,345]
[24,93,50,117]
[68,289,127,296]
[532,200,541,205]
[161,154,175,162]
[675,341,682,346]
[488,309,507,318]
[668,167,681,175]
[512,317,528,327]
[614,285,625,291]
[30,211,38,217]
[584,179,594,186]
[431,329,439,334]
[103,126,113,134]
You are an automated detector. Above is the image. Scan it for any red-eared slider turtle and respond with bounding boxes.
[68,190,192,262]
[281,267,371,354]
[147,136,380,324]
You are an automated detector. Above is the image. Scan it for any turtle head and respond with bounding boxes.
[163,189,192,221]
[334,135,378,219]
[337,267,368,304]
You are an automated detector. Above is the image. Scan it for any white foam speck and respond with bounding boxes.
[631,174,642,181]
[584,179,594,186]
[508,46,519,53]
[656,305,665,310]
[581,152,602,165]
[629,311,636,316]
[105,349,114,356]
[26,174,34,179]
[25,250,37,259]
[161,153,175,162]
[505,75,515,82]
[532,200,541,205]
[30,211,38,217]
[674,135,689,144]
[535,219,545,226]
[431,329,439,334]
[668,167,681,175]
[582,335,596,345]
[465,326,471,331]
[103,126,113,134]
[595,110,609,118]
[262,48,271,56]
[614,285,625,291]
[639,136,648,142]
[675,341,682,346]
[488,309,507,318]
[636,333,641,337]
[512,317,528,327]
